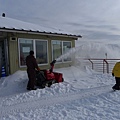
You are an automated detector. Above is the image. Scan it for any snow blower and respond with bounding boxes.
[36,60,64,88]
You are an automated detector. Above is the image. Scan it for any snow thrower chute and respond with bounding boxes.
[36,60,64,88]
[49,59,56,72]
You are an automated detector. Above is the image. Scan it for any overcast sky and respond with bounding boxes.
[1,0,120,42]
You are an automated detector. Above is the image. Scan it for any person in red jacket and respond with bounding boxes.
[26,50,40,90]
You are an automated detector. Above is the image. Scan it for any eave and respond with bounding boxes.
[0,28,82,39]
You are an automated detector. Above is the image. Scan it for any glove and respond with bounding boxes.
[37,67,40,71]
[112,73,114,77]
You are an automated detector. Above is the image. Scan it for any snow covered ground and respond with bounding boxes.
[0,42,120,120]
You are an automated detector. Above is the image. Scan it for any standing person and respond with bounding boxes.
[112,61,120,90]
[26,50,40,90]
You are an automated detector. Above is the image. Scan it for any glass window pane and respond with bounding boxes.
[36,40,48,64]
[52,40,62,62]
[19,39,33,66]
[63,41,71,61]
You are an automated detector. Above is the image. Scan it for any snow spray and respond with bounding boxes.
[55,47,79,62]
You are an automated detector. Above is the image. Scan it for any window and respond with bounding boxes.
[19,39,33,66]
[63,41,72,61]
[52,40,62,62]
[19,38,48,66]
[35,40,48,64]
[52,40,72,62]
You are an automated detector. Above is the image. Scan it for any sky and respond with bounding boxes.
[1,0,120,42]
[0,42,120,119]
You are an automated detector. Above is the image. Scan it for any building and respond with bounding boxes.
[0,15,82,76]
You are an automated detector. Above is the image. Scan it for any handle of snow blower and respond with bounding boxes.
[49,60,56,72]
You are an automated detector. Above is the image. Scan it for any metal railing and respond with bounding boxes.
[83,58,120,73]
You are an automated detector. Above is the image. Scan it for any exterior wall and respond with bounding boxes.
[8,32,77,74]
[8,37,19,74]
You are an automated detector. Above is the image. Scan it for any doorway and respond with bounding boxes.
[0,38,9,77]
[0,43,2,77]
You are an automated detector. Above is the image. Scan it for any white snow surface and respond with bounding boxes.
[0,41,120,120]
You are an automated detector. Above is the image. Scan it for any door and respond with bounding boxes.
[0,43,2,77]
[0,39,9,77]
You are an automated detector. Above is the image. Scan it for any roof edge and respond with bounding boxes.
[0,28,82,39]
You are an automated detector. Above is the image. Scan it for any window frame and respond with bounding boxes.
[18,38,48,67]
[35,39,48,65]
[51,40,72,63]
[62,41,72,62]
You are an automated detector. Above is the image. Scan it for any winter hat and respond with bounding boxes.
[29,50,34,55]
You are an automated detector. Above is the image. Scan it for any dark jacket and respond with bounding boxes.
[26,55,39,70]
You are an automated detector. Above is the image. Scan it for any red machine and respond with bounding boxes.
[36,60,64,88]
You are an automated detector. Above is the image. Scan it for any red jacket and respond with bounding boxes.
[26,55,39,70]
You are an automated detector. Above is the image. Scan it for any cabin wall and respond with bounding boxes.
[8,32,76,74]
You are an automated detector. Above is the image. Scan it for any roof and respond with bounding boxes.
[0,16,82,38]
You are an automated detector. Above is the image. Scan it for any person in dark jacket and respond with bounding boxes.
[26,50,40,90]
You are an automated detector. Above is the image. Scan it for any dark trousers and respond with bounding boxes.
[27,69,36,89]
[113,77,120,90]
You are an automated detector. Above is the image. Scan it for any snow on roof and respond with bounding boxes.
[0,16,82,38]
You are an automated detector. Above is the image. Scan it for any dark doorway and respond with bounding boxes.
[0,38,9,77]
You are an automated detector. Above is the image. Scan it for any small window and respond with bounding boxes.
[35,40,48,64]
